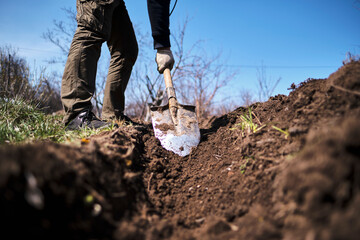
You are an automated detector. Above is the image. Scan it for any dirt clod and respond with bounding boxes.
[155,123,175,132]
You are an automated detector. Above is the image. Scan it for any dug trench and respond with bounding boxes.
[1,60,360,239]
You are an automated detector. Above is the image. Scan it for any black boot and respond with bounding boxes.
[66,109,117,130]
[117,112,138,125]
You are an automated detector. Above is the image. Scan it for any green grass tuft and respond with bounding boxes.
[230,108,265,136]
[0,98,115,144]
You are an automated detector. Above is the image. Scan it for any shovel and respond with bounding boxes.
[150,68,200,157]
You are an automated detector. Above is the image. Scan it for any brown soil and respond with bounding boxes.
[1,60,360,240]
[154,123,175,132]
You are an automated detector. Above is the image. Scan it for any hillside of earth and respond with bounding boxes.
[1,60,359,240]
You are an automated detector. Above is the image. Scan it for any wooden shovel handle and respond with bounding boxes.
[163,68,177,104]
[163,68,178,125]
[163,68,173,89]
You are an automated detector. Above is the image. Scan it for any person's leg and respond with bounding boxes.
[61,27,103,125]
[101,1,138,120]
[61,0,119,125]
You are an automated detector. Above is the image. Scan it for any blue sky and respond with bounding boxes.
[1,0,359,103]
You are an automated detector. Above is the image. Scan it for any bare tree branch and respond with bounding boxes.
[256,62,281,102]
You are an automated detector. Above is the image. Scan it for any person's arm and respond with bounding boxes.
[147,0,171,49]
[147,0,174,73]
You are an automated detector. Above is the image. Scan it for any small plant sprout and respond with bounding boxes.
[240,160,248,174]
[272,125,289,139]
[239,156,254,174]
[230,108,265,136]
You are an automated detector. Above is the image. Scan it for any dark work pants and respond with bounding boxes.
[61,0,138,125]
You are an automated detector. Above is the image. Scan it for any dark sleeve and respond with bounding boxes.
[147,0,171,49]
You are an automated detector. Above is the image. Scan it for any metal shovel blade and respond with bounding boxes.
[150,104,200,157]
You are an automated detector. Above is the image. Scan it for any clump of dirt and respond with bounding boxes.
[0,60,359,239]
[155,123,175,132]
[328,60,360,93]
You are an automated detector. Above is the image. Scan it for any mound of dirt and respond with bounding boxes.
[0,127,148,239]
[274,116,360,240]
[0,60,359,239]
